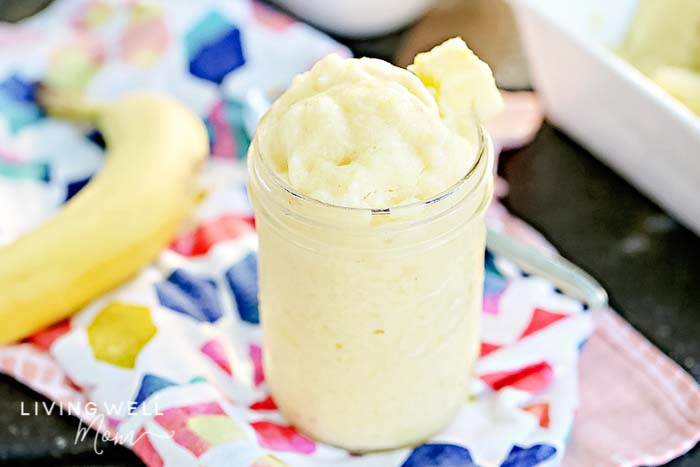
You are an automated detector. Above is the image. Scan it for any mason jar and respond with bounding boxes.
[247,121,494,451]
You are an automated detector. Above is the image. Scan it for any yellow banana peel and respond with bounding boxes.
[0,91,209,344]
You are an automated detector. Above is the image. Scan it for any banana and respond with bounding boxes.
[652,66,700,116]
[0,92,209,344]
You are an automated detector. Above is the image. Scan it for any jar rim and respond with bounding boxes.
[252,121,489,217]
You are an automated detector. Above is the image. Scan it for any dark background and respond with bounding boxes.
[0,0,698,465]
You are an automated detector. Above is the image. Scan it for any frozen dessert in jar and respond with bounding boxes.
[247,38,502,451]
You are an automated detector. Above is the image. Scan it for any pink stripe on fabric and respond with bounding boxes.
[562,308,700,467]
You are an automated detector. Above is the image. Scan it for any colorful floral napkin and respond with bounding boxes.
[0,1,594,465]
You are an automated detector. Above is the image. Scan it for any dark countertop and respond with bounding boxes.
[501,124,700,382]
[0,1,698,466]
[505,126,700,467]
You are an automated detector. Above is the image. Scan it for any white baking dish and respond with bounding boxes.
[507,0,700,234]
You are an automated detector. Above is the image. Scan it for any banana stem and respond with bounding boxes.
[36,84,103,122]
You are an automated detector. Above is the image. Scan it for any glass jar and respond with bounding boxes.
[247,122,494,451]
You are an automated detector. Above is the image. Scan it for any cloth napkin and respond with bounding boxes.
[0,1,697,466]
[487,183,700,466]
